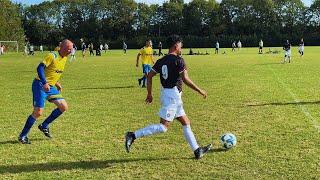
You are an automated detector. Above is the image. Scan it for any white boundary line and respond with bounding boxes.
[269,66,320,133]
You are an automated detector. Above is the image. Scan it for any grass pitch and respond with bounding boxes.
[0,47,319,179]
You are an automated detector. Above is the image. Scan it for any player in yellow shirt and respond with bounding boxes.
[136,39,154,87]
[18,39,73,144]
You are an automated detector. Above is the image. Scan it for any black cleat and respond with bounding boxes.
[38,124,52,138]
[125,132,136,153]
[18,136,31,144]
[138,79,142,86]
[194,144,212,159]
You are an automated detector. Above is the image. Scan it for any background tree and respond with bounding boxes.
[0,0,25,50]
[13,0,320,49]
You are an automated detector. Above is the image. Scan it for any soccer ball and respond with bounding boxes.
[220,133,237,149]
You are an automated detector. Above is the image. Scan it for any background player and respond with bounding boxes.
[215,41,219,54]
[298,38,304,57]
[259,39,263,54]
[136,39,154,88]
[283,40,291,63]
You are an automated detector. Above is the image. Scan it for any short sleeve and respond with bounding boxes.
[42,53,54,67]
[152,60,161,73]
[177,57,187,73]
[139,48,144,55]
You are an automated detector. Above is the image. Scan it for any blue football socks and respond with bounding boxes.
[19,115,36,138]
[142,76,146,86]
[41,108,63,129]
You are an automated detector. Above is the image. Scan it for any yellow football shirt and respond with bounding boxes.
[36,52,67,85]
[140,46,153,65]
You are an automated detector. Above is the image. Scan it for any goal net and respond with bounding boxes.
[0,41,19,53]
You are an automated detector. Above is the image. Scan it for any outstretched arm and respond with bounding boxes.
[181,70,207,99]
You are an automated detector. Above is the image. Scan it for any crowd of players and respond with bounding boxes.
[20,37,305,65]
[17,35,307,160]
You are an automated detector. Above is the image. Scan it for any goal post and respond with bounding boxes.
[0,41,19,53]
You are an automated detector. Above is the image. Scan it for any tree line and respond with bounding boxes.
[1,0,320,50]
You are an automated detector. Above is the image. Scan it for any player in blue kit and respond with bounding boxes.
[18,39,73,144]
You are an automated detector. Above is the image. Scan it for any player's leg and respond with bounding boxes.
[135,118,169,139]
[19,107,43,144]
[19,80,46,144]
[138,65,145,87]
[142,72,148,87]
[288,50,291,63]
[176,115,212,159]
[125,94,176,152]
[125,118,169,153]
[140,65,150,88]
[144,65,152,87]
[38,99,67,138]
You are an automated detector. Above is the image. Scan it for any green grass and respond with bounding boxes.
[0,47,319,179]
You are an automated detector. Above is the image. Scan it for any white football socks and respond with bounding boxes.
[183,125,200,151]
[134,124,167,139]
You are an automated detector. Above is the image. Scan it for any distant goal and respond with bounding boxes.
[0,41,19,53]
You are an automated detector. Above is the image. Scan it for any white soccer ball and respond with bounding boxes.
[220,133,237,149]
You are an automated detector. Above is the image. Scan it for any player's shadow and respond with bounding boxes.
[69,85,135,91]
[0,138,46,145]
[246,100,320,107]
[253,62,283,66]
[0,157,181,174]
[210,148,228,153]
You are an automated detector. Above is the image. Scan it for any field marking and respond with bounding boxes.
[269,66,320,133]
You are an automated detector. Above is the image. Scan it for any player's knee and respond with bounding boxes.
[32,111,42,119]
[160,124,168,133]
[160,119,170,129]
[180,120,190,126]
[59,103,68,112]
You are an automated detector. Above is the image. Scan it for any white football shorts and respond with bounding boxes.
[285,50,291,57]
[71,48,76,55]
[159,86,186,121]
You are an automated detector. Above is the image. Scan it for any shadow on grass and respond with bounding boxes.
[68,85,135,91]
[0,138,46,145]
[253,62,283,66]
[0,157,181,174]
[246,100,320,107]
[211,148,228,153]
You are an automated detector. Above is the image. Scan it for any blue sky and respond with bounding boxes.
[12,0,314,7]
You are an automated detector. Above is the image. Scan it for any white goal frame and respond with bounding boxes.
[0,41,19,53]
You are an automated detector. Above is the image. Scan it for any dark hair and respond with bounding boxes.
[167,35,182,48]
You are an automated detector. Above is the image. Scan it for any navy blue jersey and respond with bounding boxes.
[152,54,186,92]
[283,42,291,51]
[81,43,86,51]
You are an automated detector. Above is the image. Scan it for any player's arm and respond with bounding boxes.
[145,70,157,104]
[55,81,62,92]
[181,70,207,99]
[37,63,50,92]
[136,53,141,67]
[152,54,155,64]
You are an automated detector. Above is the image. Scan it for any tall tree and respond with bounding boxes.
[183,0,218,36]
[0,0,25,49]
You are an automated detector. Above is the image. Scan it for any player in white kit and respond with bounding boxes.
[125,35,212,159]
